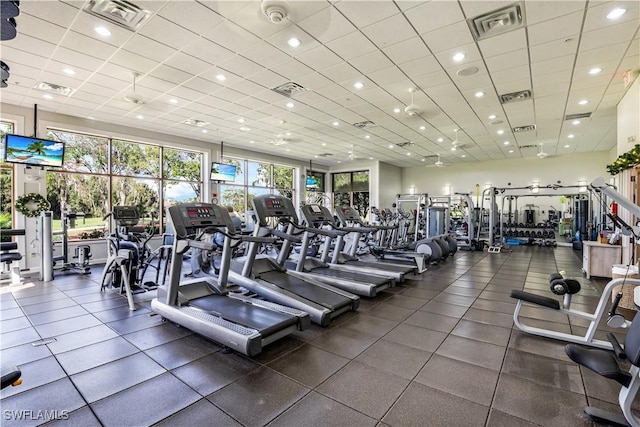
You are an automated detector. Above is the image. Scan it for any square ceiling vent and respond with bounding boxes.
[84,0,150,31]
[271,82,308,98]
[352,121,376,129]
[565,112,592,120]
[513,124,536,133]
[33,81,76,97]
[468,2,525,41]
[182,118,209,128]
[500,89,532,104]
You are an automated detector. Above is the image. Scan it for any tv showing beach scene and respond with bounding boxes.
[2,134,65,167]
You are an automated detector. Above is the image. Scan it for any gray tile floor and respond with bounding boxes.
[0,246,629,426]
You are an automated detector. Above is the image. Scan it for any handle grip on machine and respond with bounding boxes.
[610,292,623,317]
[272,229,302,243]
[188,240,216,251]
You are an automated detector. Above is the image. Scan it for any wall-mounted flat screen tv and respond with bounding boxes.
[2,134,65,167]
[210,162,237,182]
[306,171,325,192]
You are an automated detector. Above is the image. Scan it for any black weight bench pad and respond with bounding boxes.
[565,344,631,386]
[510,289,560,310]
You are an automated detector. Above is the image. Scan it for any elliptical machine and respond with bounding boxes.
[99,206,160,310]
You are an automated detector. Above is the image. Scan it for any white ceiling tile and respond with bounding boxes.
[485,49,530,72]
[531,55,576,77]
[109,50,159,75]
[404,1,465,34]
[529,38,579,63]
[200,20,262,54]
[434,44,483,68]
[580,21,640,51]
[421,21,475,54]
[241,43,292,70]
[349,51,395,75]
[297,5,356,44]
[22,0,80,28]
[163,52,213,76]
[494,78,532,96]
[266,26,322,56]
[525,1,586,25]
[478,29,527,58]
[400,55,442,80]
[217,55,265,79]
[180,37,236,66]
[268,59,313,81]
[382,37,431,65]
[17,12,68,44]
[138,15,199,50]
[295,45,344,71]
[122,34,177,64]
[334,1,401,28]
[326,31,378,61]
[460,1,519,18]
[157,1,225,34]
[361,13,417,48]
[583,1,640,31]
[367,67,410,86]
[5,34,57,60]
[528,11,584,46]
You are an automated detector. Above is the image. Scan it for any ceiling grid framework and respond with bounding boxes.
[0,0,638,167]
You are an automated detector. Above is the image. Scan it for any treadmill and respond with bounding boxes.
[336,206,429,273]
[151,202,310,357]
[297,205,416,284]
[230,195,359,326]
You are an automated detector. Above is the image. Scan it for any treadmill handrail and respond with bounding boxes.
[272,229,302,243]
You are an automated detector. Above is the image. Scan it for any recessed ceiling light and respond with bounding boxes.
[136,114,144,120]
[62,68,76,75]
[437,138,443,143]
[239,126,251,131]
[578,99,589,105]
[286,132,292,136]
[508,150,513,153]
[607,8,627,20]
[488,114,497,120]
[169,98,178,104]
[451,147,456,151]
[589,67,602,75]
[249,140,255,144]
[86,116,95,120]
[353,81,364,90]
[94,26,111,36]
[42,94,53,100]
[369,157,373,160]
[202,129,208,133]
[419,126,426,131]
[453,52,466,62]
[215,74,226,81]
[314,155,318,158]
[475,91,485,98]
[461,154,466,158]
[503,141,510,145]
[497,129,504,135]
[337,161,341,164]
[388,144,394,148]
[568,134,575,138]
[393,108,401,114]
[286,102,294,108]
[564,144,570,148]
[572,120,581,125]
[332,121,339,126]
[406,152,411,156]
[421,158,425,162]
[322,143,327,146]
[238,118,245,123]
[287,37,301,48]
[286,148,291,152]
[364,135,370,139]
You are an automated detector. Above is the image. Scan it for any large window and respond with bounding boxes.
[219,157,296,217]
[332,170,370,218]
[46,129,203,240]
[0,121,15,231]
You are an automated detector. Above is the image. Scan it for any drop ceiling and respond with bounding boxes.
[1,0,638,167]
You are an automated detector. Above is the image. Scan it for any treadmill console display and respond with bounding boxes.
[338,206,359,221]
[252,195,296,224]
[300,204,332,224]
[113,206,140,227]
[168,202,234,236]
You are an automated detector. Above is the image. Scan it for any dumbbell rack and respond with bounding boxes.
[502,222,557,246]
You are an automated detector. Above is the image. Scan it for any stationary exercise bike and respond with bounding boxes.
[99,206,163,310]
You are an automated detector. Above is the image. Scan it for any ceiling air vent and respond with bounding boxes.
[84,0,151,31]
[182,118,209,128]
[468,2,525,41]
[565,112,592,120]
[352,121,376,129]
[33,81,76,97]
[271,82,308,98]
[518,144,537,150]
[317,153,333,157]
[512,125,536,133]
[396,141,414,148]
[499,89,532,104]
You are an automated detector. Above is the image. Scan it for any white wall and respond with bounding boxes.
[377,162,402,209]
[617,76,640,156]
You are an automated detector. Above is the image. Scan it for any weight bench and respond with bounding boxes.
[511,274,640,350]
[1,229,25,285]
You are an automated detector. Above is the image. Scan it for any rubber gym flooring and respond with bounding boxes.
[0,245,632,426]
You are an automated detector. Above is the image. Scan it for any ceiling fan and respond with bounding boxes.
[267,120,299,145]
[425,154,449,167]
[404,88,422,117]
[537,143,549,159]
[450,129,463,151]
[124,72,146,105]
[348,144,368,161]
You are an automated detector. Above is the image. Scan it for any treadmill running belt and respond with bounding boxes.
[345,260,415,273]
[259,271,351,310]
[189,295,297,336]
[310,267,389,285]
